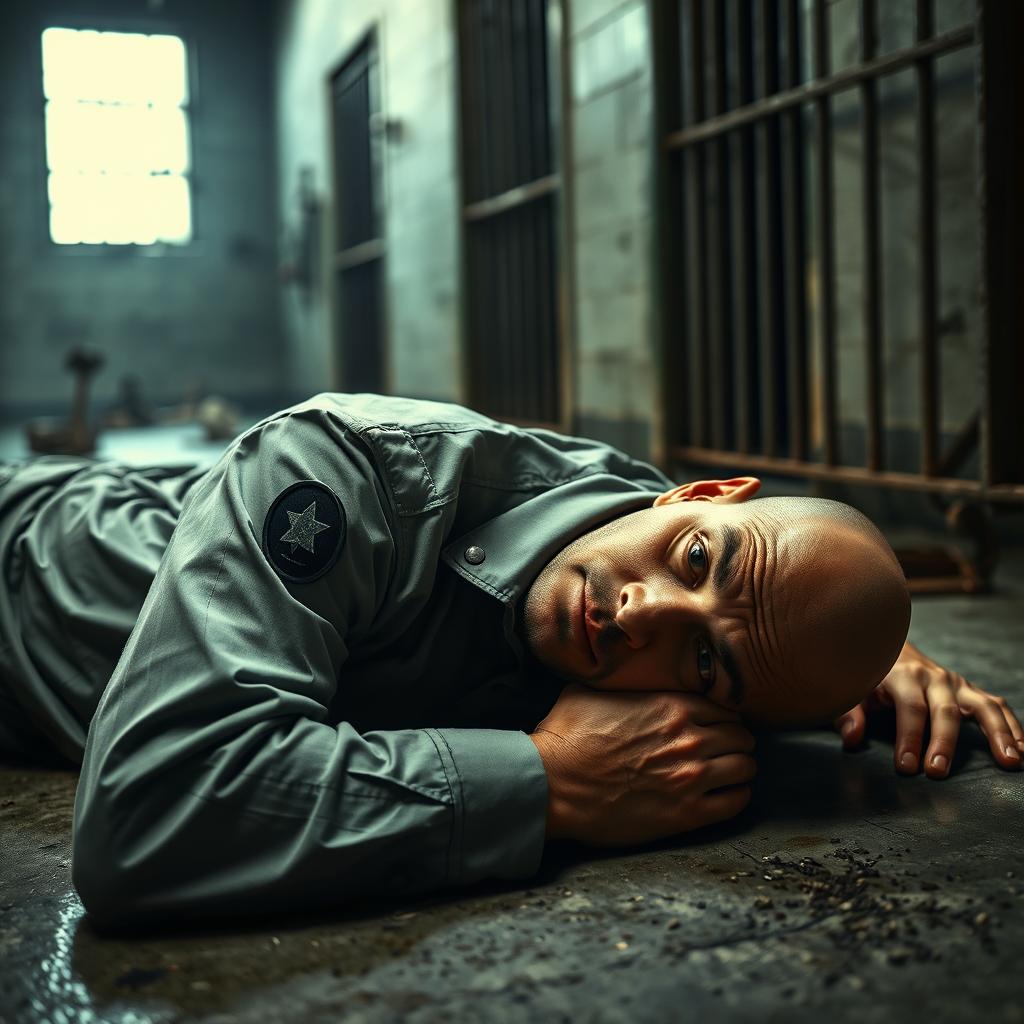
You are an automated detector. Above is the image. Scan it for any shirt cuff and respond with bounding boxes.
[426,727,548,886]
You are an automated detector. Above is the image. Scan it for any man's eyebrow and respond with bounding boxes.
[712,524,747,706]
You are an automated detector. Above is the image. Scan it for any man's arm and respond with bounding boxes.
[832,640,1024,777]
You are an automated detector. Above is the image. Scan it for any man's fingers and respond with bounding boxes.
[889,677,929,774]
[698,723,757,758]
[959,690,1024,770]
[675,692,744,725]
[921,681,961,779]
[700,752,758,793]
[995,698,1024,749]
[697,784,753,828]
[833,703,867,749]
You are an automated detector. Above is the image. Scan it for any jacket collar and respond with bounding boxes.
[441,473,661,605]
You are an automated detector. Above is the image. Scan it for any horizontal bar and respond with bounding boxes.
[334,236,385,271]
[672,445,1024,501]
[464,174,558,222]
[664,25,973,150]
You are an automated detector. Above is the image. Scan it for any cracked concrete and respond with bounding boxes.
[1,553,1022,1023]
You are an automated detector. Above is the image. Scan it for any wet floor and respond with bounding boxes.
[1,555,1022,1023]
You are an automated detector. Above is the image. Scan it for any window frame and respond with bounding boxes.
[34,12,201,258]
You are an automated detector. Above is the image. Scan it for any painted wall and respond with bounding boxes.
[0,0,283,420]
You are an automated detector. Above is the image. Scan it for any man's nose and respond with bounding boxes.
[615,581,697,648]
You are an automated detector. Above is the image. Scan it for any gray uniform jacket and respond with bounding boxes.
[0,393,671,926]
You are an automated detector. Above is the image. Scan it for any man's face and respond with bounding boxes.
[520,479,907,726]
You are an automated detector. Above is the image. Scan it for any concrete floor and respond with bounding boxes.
[1,554,1022,1024]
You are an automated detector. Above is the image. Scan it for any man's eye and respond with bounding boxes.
[687,539,708,579]
[697,637,715,685]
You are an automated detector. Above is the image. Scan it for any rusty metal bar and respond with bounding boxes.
[814,0,838,465]
[731,0,755,454]
[977,0,1024,488]
[672,445,1024,501]
[917,0,939,476]
[690,0,711,447]
[333,236,385,271]
[665,25,974,151]
[783,0,808,461]
[861,0,883,471]
[463,174,558,221]
[507,0,525,189]
[708,0,731,450]
[756,0,782,457]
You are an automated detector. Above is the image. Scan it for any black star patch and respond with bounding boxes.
[262,480,346,583]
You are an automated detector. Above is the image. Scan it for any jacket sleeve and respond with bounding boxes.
[71,408,548,927]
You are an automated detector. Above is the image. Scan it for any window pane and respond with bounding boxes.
[41,26,192,245]
[48,172,191,245]
[150,174,192,243]
[42,28,188,105]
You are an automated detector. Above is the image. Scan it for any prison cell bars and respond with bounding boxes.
[655,0,1024,502]
[455,0,572,431]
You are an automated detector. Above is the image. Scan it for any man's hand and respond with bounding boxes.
[832,641,1024,778]
[528,683,757,846]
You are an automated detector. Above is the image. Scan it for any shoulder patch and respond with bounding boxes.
[262,480,346,584]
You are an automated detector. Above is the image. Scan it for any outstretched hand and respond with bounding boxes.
[832,641,1024,779]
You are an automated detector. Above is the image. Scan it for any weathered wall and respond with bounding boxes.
[274,0,462,404]
[569,0,655,456]
[272,0,983,468]
[0,0,283,420]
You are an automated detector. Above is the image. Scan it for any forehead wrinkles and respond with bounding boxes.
[741,519,792,696]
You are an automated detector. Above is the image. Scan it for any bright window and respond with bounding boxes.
[41,27,192,246]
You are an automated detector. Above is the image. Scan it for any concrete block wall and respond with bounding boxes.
[0,0,283,420]
[569,0,656,457]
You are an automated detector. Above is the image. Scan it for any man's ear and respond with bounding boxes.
[653,476,761,506]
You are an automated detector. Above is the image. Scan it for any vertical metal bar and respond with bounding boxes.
[509,0,527,188]
[708,0,732,451]
[756,0,781,457]
[525,201,540,421]
[731,0,755,454]
[977,0,1024,487]
[550,0,573,431]
[650,0,684,465]
[860,0,884,471]
[539,193,557,422]
[814,0,838,465]
[475,1,494,201]
[526,0,546,182]
[494,0,513,197]
[917,0,939,476]
[691,1,711,448]
[782,0,808,461]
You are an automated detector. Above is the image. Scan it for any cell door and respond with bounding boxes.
[331,37,385,394]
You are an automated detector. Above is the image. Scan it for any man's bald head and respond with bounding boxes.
[522,477,912,729]
[732,495,911,727]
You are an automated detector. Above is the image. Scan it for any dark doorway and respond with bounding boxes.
[331,35,386,394]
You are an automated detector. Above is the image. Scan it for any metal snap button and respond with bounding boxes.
[464,545,485,565]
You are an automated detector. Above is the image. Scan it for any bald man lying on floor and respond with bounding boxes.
[0,393,1020,927]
